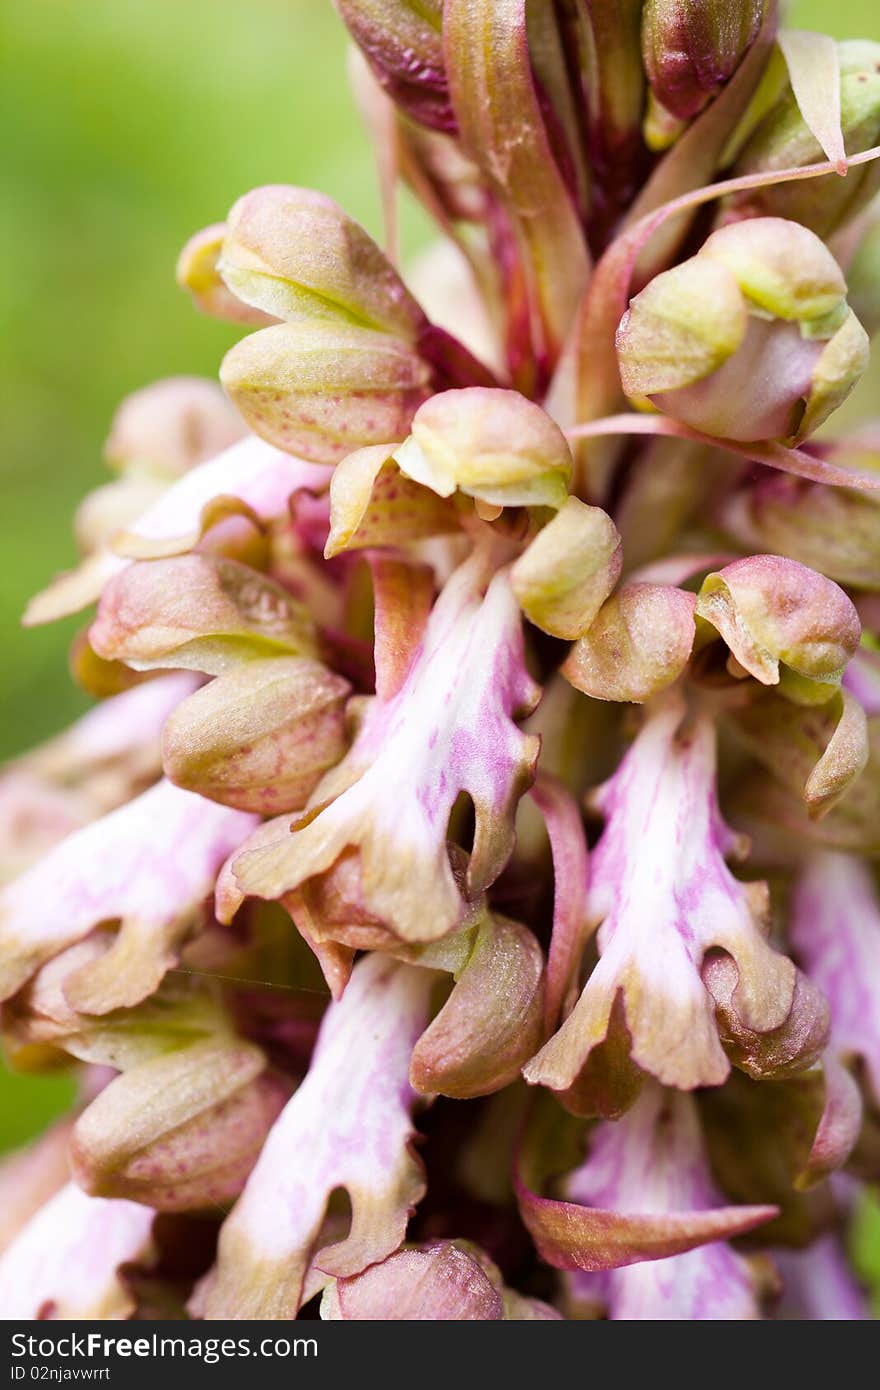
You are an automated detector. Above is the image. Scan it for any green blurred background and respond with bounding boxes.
[0,0,878,1293]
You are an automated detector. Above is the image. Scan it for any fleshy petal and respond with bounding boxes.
[0,780,256,1010]
[232,557,540,942]
[525,693,824,1113]
[192,954,434,1318]
[517,1085,775,1298]
[0,1183,156,1319]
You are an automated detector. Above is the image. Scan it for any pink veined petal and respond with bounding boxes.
[191,953,435,1318]
[113,435,330,559]
[525,691,826,1110]
[0,779,257,1010]
[773,1233,871,1320]
[0,1183,156,1319]
[516,1085,775,1301]
[232,554,541,942]
[791,851,880,1104]
[844,648,880,716]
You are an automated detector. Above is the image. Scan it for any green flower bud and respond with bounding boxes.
[396,388,573,510]
[695,555,861,703]
[221,320,432,464]
[562,582,697,703]
[219,185,426,339]
[616,218,868,443]
[729,40,880,238]
[722,464,880,591]
[511,498,622,640]
[71,1039,289,1212]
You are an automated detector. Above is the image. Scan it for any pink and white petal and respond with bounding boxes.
[113,436,330,560]
[192,953,435,1318]
[0,779,256,1010]
[773,1234,870,1320]
[234,557,540,942]
[0,1183,156,1319]
[526,694,821,1111]
[791,851,880,1103]
[518,1085,774,1294]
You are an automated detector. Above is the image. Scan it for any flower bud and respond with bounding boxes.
[221,320,432,464]
[616,218,868,444]
[70,1039,289,1212]
[321,1240,559,1320]
[695,555,861,703]
[162,657,350,814]
[409,911,544,1099]
[322,1241,503,1320]
[90,553,316,675]
[336,0,452,131]
[220,185,427,338]
[562,582,696,703]
[729,40,880,238]
[511,499,622,640]
[396,388,572,510]
[104,377,245,477]
[642,0,765,146]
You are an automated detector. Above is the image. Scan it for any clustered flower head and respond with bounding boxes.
[4,0,880,1321]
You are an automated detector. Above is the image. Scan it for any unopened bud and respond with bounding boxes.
[104,378,244,477]
[409,912,544,1099]
[176,224,274,325]
[396,388,572,510]
[511,498,622,640]
[695,555,861,703]
[562,583,696,703]
[616,218,868,444]
[70,1039,288,1212]
[642,0,765,147]
[221,320,432,464]
[722,464,880,590]
[90,553,316,675]
[220,185,426,339]
[325,443,461,557]
[162,657,350,814]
